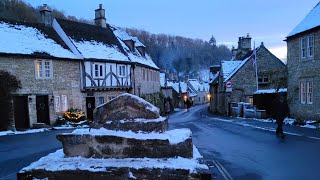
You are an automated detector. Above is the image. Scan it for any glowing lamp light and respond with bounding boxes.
[184,95,187,101]
[207,93,211,101]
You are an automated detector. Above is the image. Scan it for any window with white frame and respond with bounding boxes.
[35,60,52,79]
[300,82,306,104]
[301,34,314,59]
[93,63,104,79]
[118,65,126,77]
[307,81,313,104]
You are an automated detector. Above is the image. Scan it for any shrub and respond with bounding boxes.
[63,108,86,122]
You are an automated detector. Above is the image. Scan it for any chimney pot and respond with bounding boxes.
[99,4,103,9]
[40,4,52,26]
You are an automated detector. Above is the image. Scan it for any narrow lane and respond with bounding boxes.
[169,105,320,180]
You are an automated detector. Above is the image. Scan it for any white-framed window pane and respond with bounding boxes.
[307,81,313,104]
[300,82,306,104]
[301,37,306,58]
[308,35,314,57]
[36,61,42,78]
[119,65,126,77]
[94,64,99,77]
[44,61,50,78]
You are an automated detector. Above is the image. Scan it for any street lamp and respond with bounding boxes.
[207,93,211,102]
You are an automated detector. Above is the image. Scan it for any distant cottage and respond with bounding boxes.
[209,35,287,115]
[285,2,320,121]
[0,4,160,130]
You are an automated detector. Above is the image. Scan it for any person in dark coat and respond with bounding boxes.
[185,98,192,112]
[271,94,289,138]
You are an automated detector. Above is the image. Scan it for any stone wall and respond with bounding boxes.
[134,66,160,96]
[0,56,83,126]
[287,29,320,120]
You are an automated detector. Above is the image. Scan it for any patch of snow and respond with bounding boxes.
[255,88,287,94]
[0,21,76,59]
[0,128,50,136]
[71,39,129,61]
[70,128,191,145]
[221,60,242,80]
[20,146,208,173]
[52,126,75,130]
[118,117,167,123]
[301,124,317,129]
[128,171,137,179]
[160,73,166,87]
[284,118,295,125]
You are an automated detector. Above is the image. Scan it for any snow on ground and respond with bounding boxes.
[20,146,208,174]
[70,128,191,145]
[0,128,50,136]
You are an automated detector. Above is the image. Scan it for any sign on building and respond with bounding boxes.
[226,81,232,92]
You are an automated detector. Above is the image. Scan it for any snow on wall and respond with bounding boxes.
[70,128,191,145]
[255,88,287,94]
[0,21,76,59]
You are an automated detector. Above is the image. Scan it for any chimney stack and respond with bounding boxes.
[39,4,53,27]
[95,4,107,28]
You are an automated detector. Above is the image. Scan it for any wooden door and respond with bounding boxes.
[14,96,30,130]
[36,95,50,125]
[86,97,95,122]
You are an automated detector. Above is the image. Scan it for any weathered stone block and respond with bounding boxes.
[57,129,193,158]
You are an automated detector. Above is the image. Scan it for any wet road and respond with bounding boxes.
[169,104,320,180]
[0,129,74,180]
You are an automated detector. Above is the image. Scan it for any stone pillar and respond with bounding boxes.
[8,97,16,131]
[28,95,37,128]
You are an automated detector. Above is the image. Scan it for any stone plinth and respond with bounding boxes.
[18,147,211,180]
[57,128,193,158]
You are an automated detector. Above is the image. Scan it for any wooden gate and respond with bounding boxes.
[36,95,50,125]
[14,96,29,130]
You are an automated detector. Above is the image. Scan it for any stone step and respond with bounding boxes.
[18,148,211,180]
[57,128,193,158]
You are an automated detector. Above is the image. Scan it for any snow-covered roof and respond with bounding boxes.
[0,20,76,59]
[132,37,145,47]
[189,79,202,92]
[56,18,129,62]
[168,81,188,93]
[221,60,242,80]
[255,88,287,94]
[287,2,320,38]
[209,71,219,84]
[113,26,158,69]
[71,39,129,61]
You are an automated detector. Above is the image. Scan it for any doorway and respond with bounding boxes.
[86,97,95,121]
[36,95,50,125]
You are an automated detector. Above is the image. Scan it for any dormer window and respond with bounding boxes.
[136,46,145,57]
[124,40,134,51]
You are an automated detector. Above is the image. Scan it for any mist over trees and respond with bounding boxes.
[0,0,232,77]
[126,28,232,75]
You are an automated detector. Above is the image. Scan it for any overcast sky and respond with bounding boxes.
[25,0,319,60]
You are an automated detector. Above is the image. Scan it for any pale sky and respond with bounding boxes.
[25,0,319,60]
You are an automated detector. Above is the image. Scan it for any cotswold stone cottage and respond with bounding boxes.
[0,4,160,130]
[286,2,320,120]
[209,36,287,115]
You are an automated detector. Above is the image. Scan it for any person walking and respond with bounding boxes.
[185,98,192,112]
[272,94,289,138]
[165,100,171,116]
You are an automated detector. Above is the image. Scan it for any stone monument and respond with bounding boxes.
[18,93,210,179]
